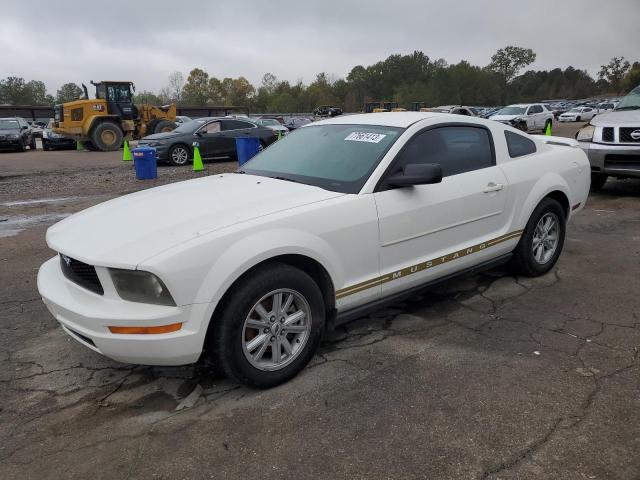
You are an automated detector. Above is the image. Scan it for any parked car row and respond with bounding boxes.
[489,103,554,133]
[0,117,36,151]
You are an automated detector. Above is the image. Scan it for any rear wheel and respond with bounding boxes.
[81,140,98,151]
[168,144,190,166]
[208,263,325,388]
[512,198,566,277]
[90,121,123,151]
[590,172,608,190]
[154,120,177,133]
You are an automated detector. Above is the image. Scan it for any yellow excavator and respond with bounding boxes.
[53,81,177,151]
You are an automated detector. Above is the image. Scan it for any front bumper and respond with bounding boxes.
[579,141,640,178]
[37,256,209,365]
[0,139,21,149]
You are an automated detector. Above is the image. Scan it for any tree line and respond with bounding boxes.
[2,47,639,112]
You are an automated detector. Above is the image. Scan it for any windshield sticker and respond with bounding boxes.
[344,132,387,143]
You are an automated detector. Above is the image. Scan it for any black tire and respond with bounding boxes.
[512,198,566,277]
[146,119,160,135]
[153,120,177,133]
[590,172,608,190]
[81,140,98,151]
[42,140,50,151]
[16,139,26,152]
[168,144,191,166]
[90,121,123,151]
[576,116,581,122]
[208,263,325,388]
[29,138,37,150]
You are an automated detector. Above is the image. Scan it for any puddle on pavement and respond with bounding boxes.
[0,213,71,238]
[0,196,80,207]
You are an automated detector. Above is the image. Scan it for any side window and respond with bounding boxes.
[391,126,494,178]
[504,131,537,158]
[584,108,592,112]
[222,119,254,131]
[529,105,542,114]
[201,121,221,134]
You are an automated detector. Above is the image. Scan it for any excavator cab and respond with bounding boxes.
[92,81,136,120]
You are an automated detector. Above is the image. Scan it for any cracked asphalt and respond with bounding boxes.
[1,132,639,479]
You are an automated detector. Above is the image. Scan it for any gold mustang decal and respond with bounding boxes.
[336,230,524,299]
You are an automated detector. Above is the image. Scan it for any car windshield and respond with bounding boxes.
[497,106,527,115]
[241,124,404,193]
[0,119,20,129]
[173,118,209,133]
[615,86,640,110]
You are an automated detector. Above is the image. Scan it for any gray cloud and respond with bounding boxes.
[2,0,639,94]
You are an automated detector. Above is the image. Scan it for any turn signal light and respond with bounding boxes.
[108,323,182,334]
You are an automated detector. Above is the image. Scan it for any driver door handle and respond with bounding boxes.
[483,182,504,193]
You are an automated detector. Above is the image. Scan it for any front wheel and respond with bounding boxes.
[90,121,123,151]
[208,263,325,388]
[512,198,566,277]
[576,116,581,122]
[168,144,190,166]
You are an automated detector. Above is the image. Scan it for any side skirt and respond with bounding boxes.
[333,253,513,326]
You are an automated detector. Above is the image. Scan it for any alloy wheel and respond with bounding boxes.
[532,213,559,265]
[171,147,189,165]
[242,289,312,371]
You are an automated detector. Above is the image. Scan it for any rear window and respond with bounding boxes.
[505,131,537,158]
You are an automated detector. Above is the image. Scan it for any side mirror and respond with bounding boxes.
[194,130,204,136]
[386,163,442,187]
[21,125,29,130]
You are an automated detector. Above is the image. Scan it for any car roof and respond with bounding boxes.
[313,112,442,128]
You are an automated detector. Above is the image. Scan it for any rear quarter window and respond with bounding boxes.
[505,130,537,158]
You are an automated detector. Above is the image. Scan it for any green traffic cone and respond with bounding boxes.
[277,130,282,141]
[193,145,204,172]
[545,121,552,136]
[123,140,133,161]
[76,140,84,151]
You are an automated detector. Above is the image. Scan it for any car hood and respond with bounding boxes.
[591,109,640,126]
[0,128,20,134]
[140,131,184,141]
[46,174,343,268]
[489,114,520,121]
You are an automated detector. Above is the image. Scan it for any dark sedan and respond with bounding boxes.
[138,117,277,166]
[0,117,35,152]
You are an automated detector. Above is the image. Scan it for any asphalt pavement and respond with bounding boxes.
[1,121,639,479]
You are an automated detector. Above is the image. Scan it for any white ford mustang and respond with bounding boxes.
[38,113,590,387]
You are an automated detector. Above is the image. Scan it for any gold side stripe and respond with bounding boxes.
[335,230,524,299]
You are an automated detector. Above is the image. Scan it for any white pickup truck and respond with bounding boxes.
[490,103,554,133]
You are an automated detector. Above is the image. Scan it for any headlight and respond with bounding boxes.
[149,141,166,147]
[110,269,176,306]
[576,125,595,142]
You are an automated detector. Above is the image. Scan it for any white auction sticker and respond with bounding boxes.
[344,132,387,143]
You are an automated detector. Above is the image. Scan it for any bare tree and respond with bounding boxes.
[167,71,184,103]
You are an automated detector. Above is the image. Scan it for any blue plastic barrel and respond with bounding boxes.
[235,137,261,166]
[132,146,157,180]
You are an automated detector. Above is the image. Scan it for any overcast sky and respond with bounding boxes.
[2,0,639,94]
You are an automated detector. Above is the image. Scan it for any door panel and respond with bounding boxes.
[374,166,510,297]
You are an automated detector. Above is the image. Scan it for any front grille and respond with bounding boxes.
[605,154,640,171]
[0,135,5,141]
[602,127,614,142]
[59,255,104,295]
[619,127,640,143]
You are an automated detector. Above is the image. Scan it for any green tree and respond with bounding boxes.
[599,57,631,94]
[488,46,536,103]
[56,83,84,103]
[134,90,163,105]
[181,68,210,105]
[624,62,640,92]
